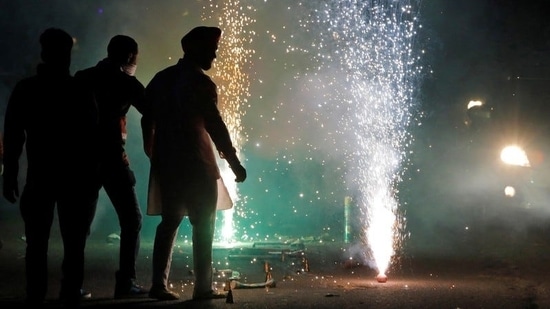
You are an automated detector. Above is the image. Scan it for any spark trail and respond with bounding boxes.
[202,1,256,243]
[295,0,423,275]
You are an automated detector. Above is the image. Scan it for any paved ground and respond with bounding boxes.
[1,208,550,308]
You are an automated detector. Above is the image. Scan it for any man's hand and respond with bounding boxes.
[230,163,247,183]
[3,179,19,203]
[223,150,246,182]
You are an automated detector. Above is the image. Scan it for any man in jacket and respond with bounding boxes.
[74,34,147,298]
[142,26,247,301]
[3,27,99,306]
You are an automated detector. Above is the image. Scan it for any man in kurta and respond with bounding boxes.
[142,26,247,301]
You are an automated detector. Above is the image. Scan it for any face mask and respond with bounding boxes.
[121,63,137,76]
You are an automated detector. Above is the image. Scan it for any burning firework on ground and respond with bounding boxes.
[260,0,423,277]
[200,0,424,278]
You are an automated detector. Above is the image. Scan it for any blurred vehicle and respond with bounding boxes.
[465,99,550,213]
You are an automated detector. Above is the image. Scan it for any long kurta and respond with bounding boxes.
[142,58,236,216]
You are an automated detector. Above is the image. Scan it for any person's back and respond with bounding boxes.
[6,66,97,184]
[3,27,99,306]
[144,26,246,302]
[146,59,221,185]
[75,57,143,163]
[73,34,148,299]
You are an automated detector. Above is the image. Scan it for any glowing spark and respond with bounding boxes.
[331,0,421,276]
[293,0,423,275]
[202,1,256,243]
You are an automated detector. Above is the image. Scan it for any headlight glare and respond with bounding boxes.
[500,145,530,167]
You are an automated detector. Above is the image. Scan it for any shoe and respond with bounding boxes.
[148,286,180,300]
[60,288,91,300]
[80,289,92,299]
[192,290,227,301]
[114,279,148,299]
[59,289,90,307]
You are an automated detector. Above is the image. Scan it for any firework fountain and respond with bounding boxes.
[293,0,424,278]
[201,0,423,277]
[308,0,421,278]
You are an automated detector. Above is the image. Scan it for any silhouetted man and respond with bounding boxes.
[74,35,147,298]
[3,27,99,306]
[142,26,247,301]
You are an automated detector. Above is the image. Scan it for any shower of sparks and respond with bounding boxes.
[292,0,423,275]
[202,1,256,243]
[198,1,423,259]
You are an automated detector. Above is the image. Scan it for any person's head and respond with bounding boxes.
[180,26,222,70]
[107,35,138,75]
[39,28,73,69]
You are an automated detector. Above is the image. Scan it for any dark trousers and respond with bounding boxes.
[99,162,142,281]
[20,182,97,303]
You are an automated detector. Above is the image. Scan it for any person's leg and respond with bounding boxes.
[101,163,144,295]
[57,187,97,304]
[149,213,183,300]
[189,208,217,295]
[151,214,182,287]
[187,179,218,297]
[19,185,55,304]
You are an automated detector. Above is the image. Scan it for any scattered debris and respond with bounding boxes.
[229,278,276,289]
[106,233,120,244]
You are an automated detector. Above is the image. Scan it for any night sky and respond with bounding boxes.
[1,0,550,259]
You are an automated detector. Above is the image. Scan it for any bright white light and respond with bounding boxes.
[467,100,483,110]
[500,145,530,167]
[301,0,422,277]
[504,186,516,197]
